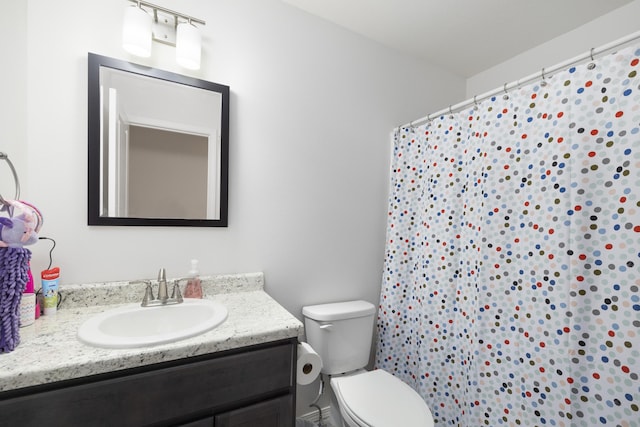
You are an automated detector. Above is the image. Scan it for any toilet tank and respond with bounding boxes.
[302,300,376,375]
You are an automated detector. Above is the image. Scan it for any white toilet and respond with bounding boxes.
[303,300,434,427]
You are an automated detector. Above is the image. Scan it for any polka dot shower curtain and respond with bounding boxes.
[376,43,639,426]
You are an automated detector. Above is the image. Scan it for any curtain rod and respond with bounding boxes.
[400,30,640,129]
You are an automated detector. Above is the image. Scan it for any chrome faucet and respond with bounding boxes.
[138,268,184,307]
[157,268,169,303]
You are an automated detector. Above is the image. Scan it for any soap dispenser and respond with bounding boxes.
[183,259,203,298]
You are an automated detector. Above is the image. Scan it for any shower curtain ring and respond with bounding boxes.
[588,47,597,70]
[503,83,509,100]
[473,95,479,110]
[540,68,547,86]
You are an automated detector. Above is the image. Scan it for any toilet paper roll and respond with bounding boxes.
[297,342,323,385]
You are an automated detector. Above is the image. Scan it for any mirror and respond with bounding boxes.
[88,53,229,226]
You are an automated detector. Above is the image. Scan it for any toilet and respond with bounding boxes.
[302,300,434,427]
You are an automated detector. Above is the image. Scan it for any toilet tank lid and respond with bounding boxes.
[302,300,376,321]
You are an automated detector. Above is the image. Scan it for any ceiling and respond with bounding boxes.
[282,0,634,77]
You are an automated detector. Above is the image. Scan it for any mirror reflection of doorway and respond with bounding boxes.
[89,53,229,226]
[128,126,208,219]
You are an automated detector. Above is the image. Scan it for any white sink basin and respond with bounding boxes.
[77,299,228,349]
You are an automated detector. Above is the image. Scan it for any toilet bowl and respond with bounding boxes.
[302,300,434,427]
[331,369,434,427]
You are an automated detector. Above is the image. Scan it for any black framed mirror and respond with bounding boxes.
[88,53,229,226]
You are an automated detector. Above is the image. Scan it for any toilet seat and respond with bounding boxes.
[330,369,434,427]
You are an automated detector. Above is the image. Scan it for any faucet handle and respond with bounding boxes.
[143,282,155,306]
[171,280,184,303]
[131,280,153,306]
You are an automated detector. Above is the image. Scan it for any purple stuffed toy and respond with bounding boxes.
[0,200,42,248]
[0,217,39,248]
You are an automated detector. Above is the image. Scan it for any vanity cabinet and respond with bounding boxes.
[0,339,297,427]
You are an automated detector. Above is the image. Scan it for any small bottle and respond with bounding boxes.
[41,267,60,315]
[183,259,203,298]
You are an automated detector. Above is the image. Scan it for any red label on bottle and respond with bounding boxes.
[41,267,60,280]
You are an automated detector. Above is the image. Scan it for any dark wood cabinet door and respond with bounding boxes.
[214,395,294,427]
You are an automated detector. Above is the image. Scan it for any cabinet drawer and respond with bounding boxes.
[0,342,295,427]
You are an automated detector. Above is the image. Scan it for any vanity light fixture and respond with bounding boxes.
[122,0,205,69]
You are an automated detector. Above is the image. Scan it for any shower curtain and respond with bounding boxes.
[376,43,639,426]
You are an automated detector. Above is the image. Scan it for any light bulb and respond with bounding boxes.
[176,22,201,70]
[122,5,152,58]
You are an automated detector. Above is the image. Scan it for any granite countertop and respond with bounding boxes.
[0,272,303,393]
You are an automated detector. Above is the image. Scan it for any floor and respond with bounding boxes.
[296,415,336,427]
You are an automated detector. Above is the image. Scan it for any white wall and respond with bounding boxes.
[0,2,27,200]
[467,0,640,97]
[6,0,464,318]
